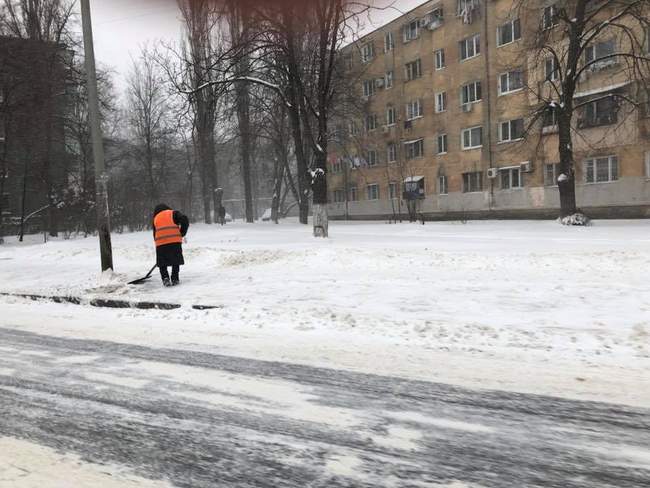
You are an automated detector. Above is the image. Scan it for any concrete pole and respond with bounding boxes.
[80,0,113,271]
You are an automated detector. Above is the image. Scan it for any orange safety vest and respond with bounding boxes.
[153,209,183,247]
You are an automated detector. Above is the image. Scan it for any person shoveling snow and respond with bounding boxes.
[152,203,189,287]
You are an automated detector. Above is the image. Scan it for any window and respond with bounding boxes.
[545,57,559,81]
[349,187,358,201]
[438,175,448,195]
[361,42,375,63]
[389,182,398,199]
[332,158,343,174]
[497,18,521,46]
[544,163,560,186]
[405,139,424,159]
[499,118,525,142]
[542,4,558,30]
[384,31,394,52]
[362,80,375,97]
[385,71,394,89]
[462,171,483,192]
[406,99,423,120]
[543,106,558,130]
[461,80,482,105]
[333,189,345,202]
[437,133,448,154]
[646,151,650,178]
[366,149,378,166]
[499,69,523,94]
[461,126,482,149]
[405,59,422,81]
[0,193,9,209]
[580,97,618,128]
[500,167,522,190]
[585,156,618,183]
[367,184,380,200]
[435,49,445,70]
[387,143,397,162]
[386,106,396,126]
[460,34,480,61]
[349,121,358,136]
[585,39,616,68]
[365,114,377,131]
[435,91,447,113]
[403,20,419,42]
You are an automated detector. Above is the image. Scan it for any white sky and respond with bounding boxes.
[88,0,424,91]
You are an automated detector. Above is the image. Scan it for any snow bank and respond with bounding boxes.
[1,219,649,405]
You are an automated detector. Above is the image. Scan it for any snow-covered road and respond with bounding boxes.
[1,327,649,488]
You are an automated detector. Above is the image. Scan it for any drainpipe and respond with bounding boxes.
[482,1,495,211]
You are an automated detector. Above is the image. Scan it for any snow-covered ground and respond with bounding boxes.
[1,219,649,406]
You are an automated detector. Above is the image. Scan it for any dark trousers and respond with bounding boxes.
[159,265,179,281]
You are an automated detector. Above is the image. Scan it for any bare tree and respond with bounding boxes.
[126,49,174,208]
[517,0,650,224]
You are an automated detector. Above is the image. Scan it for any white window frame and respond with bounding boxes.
[361,42,374,63]
[435,49,445,70]
[545,57,559,81]
[542,4,558,30]
[498,69,523,95]
[403,20,419,42]
[385,71,394,89]
[437,133,448,155]
[461,80,482,105]
[585,39,616,67]
[497,18,521,47]
[365,113,377,132]
[384,31,394,52]
[366,149,378,166]
[460,34,481,61]
[544,162,560,186]
[389,182,398,200]
[462,171,483,193]
[404,139,424,159]
[362,80,375,97]
[367,183,380,200]
[435,91,447,113]
[461,126,483,150]
[499,118,525,143]
[405,59,422,81]
[584,155,618,184]
[438,175,448,195]
[387,143,397,163]
[499,166,522,190]
[405,99,423,120]
[386,106,396,126]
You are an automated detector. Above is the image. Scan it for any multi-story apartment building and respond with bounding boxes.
[328,0,650,220]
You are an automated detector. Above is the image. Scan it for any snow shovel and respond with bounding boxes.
[128,264,157,285]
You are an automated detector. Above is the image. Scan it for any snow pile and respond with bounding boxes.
[559,213,591,226]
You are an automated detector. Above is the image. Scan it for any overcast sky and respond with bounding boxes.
[88,0,424,91]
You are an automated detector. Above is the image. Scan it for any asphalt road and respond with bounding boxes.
[0,326,649,487]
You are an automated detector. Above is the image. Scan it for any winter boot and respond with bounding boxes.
[171,278,180,286]
[162,277,172,287]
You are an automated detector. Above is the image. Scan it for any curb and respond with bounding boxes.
[0,293,220,311]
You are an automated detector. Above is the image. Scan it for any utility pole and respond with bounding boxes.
[81,0,113,271]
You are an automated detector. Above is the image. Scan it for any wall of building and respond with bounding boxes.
[328,0,650,220]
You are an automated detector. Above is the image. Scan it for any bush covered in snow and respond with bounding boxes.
[558,213,591,226]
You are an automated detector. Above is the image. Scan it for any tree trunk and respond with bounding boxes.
[557,113,578,218]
